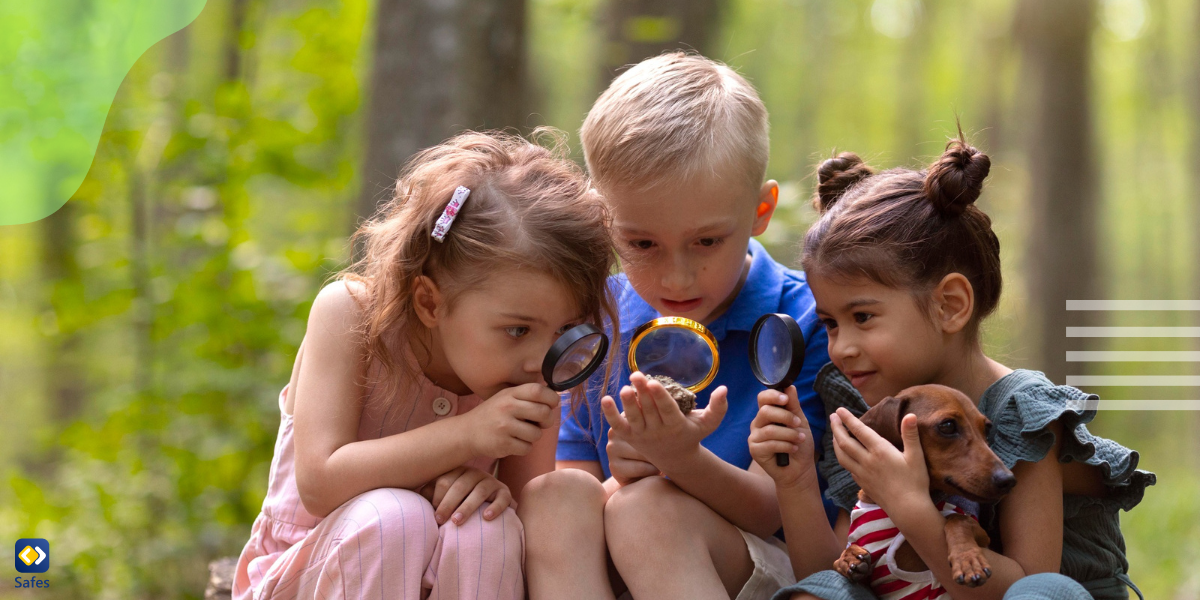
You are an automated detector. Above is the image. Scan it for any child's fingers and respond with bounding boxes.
[757,389,789,408]
[695,386,728,435]
[452,481,498,525]
[749,418,803,445]
[752,405,803,430]
[512,398,554,427]
[600,396,629,433]
[834,407,885,456]
[431,466,465,507]
[784,385,804,418]
[509,419,544,444]
[629,374,664,428]
[619,386,646,432]
[435,469,483,524]
[482,487,513,520]
[752,439,802,458]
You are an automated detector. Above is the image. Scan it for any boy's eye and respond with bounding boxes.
[504,326,530,339]
[556,323,577,335]
[853,312,873,324]
[629,240,654,250]
[697,237,722,247]
[820,318,838,331]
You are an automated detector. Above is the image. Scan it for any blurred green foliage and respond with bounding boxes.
[2,0,1199,598]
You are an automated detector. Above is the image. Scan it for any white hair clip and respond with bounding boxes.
[431,186,471,242]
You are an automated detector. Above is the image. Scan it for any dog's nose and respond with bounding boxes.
[992,469,1016,493]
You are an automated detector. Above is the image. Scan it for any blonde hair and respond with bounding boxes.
[343,130,620,403]
[580,52,769,194]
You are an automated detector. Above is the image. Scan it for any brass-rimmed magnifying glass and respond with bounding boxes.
[627,317,720,393]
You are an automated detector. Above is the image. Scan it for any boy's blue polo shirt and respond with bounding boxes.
[558,239,838,524]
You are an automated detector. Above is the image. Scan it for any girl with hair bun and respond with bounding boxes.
[748,133,1154,600]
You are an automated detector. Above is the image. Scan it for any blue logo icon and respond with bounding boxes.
[15,539,49,573]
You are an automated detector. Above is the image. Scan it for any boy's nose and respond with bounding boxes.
[660,262,695,292]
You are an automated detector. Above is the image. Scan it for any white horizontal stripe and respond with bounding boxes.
[1068,376,1200,386]
[1067,351,1200,362]
[1066,300,1200,310]
[1066,327,1200,337]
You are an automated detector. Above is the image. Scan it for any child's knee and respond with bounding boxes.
[329,488,438,557]
[604,477,692,539]
[520,469,606,517]
[441,503,523,558]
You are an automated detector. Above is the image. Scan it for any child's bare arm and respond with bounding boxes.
[750,387,843,578]
[497,407,560,503]
[292,282,476,516]
[292,282,557,517]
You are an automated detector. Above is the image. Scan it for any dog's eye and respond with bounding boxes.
[937,419,958,436]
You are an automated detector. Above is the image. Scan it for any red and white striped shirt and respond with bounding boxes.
[846,498,975,600]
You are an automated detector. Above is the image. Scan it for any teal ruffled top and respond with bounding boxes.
[813,363,1156,598]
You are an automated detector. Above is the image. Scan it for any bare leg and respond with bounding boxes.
[605,477,754,600]
[520,470,618,600]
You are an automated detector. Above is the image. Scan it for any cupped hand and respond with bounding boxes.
[598,371,727,472]
[830,407,930,512]
[606,425,660,487]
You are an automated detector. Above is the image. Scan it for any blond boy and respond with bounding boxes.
[519,53,834,599]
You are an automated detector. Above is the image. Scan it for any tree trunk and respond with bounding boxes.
[1015,0,1098,384]
[596,0,723,86]
[355,0,527,222]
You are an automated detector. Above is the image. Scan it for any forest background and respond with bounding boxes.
[2,0,1199,597]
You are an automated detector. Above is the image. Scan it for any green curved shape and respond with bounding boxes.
[0,0,207,225]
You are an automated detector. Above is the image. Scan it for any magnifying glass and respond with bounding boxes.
[541,323,610,392]
[749,313,806,467]
[628,317,720,393]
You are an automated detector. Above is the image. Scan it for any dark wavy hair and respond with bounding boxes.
[801,130,1001,341]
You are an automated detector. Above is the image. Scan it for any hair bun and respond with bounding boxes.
[814,152,874,212]
[923,137,990,216]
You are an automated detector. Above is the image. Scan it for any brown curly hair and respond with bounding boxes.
[341,129,620,403]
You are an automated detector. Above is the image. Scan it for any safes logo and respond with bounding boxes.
[15,539,49,574]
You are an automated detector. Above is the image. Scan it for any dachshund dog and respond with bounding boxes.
[834,384,1016,594]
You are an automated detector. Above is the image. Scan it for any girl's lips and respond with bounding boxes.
[846,371,876,388]
[661,298,703,313]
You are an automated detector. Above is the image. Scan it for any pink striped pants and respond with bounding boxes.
[243,488,524,600]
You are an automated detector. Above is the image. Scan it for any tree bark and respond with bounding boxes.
[355,0,527,222]
[596,0,723,86]
[1015,0,1098,383]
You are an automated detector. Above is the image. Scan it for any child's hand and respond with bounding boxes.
[599,371,727,472]
[749,386,817,490]
[465,383,561,459]
[606,425,660,487]
[830,408,929,513]
[421,466,514,525]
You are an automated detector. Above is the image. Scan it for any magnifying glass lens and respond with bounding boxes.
[543,323,609,392]
[754,316,794,386]
[632,326,715,389]
[551,333,605,385]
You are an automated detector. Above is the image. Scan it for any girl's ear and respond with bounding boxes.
[934,273,974,334]
[751,180,779,236]
[412,275,443,328]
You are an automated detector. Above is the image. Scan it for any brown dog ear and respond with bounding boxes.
[859,395,909,449]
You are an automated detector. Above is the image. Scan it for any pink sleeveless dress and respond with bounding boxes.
[232,370,523,600]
